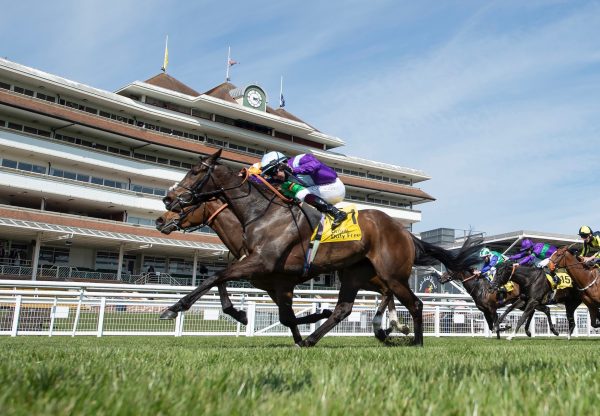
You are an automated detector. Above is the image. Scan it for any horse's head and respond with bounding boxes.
[438,268,475,284]
[163,149,222,212]
[155,204,209,234]
[493,262,517,287]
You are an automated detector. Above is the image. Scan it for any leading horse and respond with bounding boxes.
[156,200,409,343]
[161,149,483,347]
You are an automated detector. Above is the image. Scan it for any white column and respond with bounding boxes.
[116,242,125,281]
[192,250,199,286]
[31,232,42,281]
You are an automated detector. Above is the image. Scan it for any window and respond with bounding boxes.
[1,159,17,169]
[0,81,10,90]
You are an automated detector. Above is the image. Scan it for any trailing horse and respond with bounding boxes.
[161,150,483,347]
[156,201,410,343]
[439,269,559,338]
[492,262,582,340]
[549,246,600,328]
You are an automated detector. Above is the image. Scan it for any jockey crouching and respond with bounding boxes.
[509,238,560,286]
[475,248,509,303]
[257,151,348,229]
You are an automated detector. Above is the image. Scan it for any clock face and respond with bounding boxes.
[247,89,263,108]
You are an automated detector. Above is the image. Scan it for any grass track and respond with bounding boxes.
[1,336,599,415]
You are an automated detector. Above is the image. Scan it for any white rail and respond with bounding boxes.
[1,280,598,339]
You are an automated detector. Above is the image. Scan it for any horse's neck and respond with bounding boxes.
[566,254,596,285]
[206,203,246,259]
[463,276,489,299]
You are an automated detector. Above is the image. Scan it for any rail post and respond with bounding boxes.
[97,297,106,337]
[49,297,57,337]
[434,306,440,337]
[11,295,22,337]
[245,301,256,337]
[72,289,84,337]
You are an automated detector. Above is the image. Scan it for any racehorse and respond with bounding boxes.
[549,246,600,328]
[492,262,583,340]
[155,201,410,343]
[161,149,483,347]
[439,269,559,338]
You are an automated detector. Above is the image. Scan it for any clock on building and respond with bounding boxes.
[246,89,263,108]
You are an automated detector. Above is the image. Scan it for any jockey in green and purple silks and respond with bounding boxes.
[509,239,557,267]
[258,151,348,228]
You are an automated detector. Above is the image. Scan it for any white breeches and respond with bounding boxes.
[296,178,346,204]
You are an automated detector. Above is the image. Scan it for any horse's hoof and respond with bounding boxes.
[374,329,388,342]
[399,325,411,336]
[297,339,315,348]
[551,329,559,336]
[320,309,333,319]
[525,331,532,338]
[506,336,514,341]
[160,309,178,320]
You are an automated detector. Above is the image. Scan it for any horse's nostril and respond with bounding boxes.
[162,197,172,208]
[155,218,164,227]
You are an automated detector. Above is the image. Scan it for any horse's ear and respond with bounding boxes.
[202,149,222,165]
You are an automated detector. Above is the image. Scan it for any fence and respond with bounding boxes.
[1,280,600,339]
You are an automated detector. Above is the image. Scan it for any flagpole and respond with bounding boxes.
[279,76,283,108]
[162,35,169,73]
[226,46,231,82]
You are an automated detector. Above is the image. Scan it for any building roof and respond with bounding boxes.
[144,73,200,97]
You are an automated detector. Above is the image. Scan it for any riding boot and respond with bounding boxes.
[304,194,347,229]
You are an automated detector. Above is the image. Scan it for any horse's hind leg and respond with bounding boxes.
[386,281,423,346]
[373,294,391,341]
[536,305,558,336]
[297,278,363,347]
[217,283,248,325]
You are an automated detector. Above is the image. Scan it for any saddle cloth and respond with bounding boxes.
[546,271,572,290]
[502,282,515,293]
[310,205,362,243]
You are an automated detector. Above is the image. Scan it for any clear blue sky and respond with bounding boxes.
[2,1,599,236]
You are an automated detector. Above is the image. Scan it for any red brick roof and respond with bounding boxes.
[144,73,200,97]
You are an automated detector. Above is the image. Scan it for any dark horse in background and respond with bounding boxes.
[156,200,410,343]
[493,262,583,340]
[439,269,559,339]
[550,246,600,328]
[161,150,483,347]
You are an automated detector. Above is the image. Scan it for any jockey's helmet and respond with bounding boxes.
[520,239,534,251]
[579,225,593,238]
[479,248,492,258]
[261,151,287,175]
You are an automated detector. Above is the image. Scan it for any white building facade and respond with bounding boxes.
[0,58,434,286]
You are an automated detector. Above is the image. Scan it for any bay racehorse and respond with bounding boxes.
[492,262,582,340]
[439,269,559,338]
[155,201,410,343]
[161,149,483,347]
[549,246,600,328]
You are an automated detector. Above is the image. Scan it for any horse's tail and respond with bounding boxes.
[412,234,484,273]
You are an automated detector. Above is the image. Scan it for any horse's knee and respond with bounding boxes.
[279,315,296,328]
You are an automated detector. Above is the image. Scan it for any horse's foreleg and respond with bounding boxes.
[373,293,393,342]
[507,300,539,341]
[218,283,248,325]
[161,256,268,319]
[387,297,409,335]
[495,299,522,333]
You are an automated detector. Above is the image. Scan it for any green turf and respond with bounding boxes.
[0,336,598,415]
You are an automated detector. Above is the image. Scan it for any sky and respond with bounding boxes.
[2,0,599,237]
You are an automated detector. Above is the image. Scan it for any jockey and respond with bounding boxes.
[509,238,557,267]
[509,239,559,285]
[256,151,348,229]
[578,226,600,266]
[476,247,507,282]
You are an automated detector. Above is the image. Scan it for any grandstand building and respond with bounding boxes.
[0,58,434,285]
